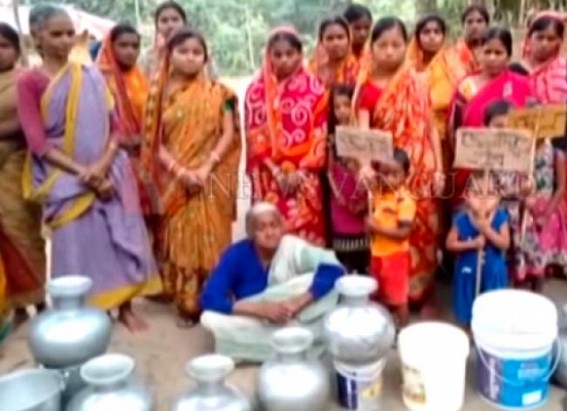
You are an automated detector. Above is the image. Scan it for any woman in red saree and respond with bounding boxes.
[449,28,534,210]
[309,16,360,88]
[97,24,151,213]
[246,27,327,246]
[357,17,441,307]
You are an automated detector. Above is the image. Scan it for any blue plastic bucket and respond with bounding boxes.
[334,358,385,411]
[472,290,559,410]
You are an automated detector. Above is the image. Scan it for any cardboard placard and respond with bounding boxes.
[335,126,394,162]
[508,105,567,140]
[454,128,534,173]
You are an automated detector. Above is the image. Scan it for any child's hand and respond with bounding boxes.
[365,217,380,235]
[472,235,486,250]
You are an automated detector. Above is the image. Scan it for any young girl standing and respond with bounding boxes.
[447,171,510,328]
[327,84,368,273]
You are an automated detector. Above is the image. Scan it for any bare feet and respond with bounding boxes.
[176,313,197,329]
[117,304,148,333]
[145,294,173,304]
[12,308,29,329]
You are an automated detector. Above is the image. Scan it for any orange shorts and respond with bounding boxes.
[370,251,410,306]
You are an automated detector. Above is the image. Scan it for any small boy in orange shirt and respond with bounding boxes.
[366,148,416,328]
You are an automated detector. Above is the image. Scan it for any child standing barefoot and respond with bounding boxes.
[517,138,567,292]
[327,85,369,273]
[447,171,510,330]
[366,149,415,329]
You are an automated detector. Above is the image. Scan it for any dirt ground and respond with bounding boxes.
[1,281,566,411]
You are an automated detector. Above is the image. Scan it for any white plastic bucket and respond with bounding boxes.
[398,322,470,411]
[334,358,386,411]
[472,290,559,410]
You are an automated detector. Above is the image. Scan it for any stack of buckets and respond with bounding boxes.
[472,289,559,410]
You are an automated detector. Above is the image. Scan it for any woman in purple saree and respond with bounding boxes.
[17,5,159,331]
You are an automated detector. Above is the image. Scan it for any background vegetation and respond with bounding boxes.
[20,0,567,75]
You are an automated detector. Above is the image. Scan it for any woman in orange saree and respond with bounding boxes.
[97,24,151,214]
[309,16,360,88]
[142,29,240,326]
[452,5,491,74]
[357,17,441,307]
[246,27,327,246]
[0,23,46,323]
[343,4,373,64]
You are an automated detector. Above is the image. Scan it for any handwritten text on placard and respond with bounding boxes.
[508,105,567,140]
[335,126,394,162]
[454,128,534,173]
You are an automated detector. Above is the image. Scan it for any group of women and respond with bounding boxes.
[0,1,566,337]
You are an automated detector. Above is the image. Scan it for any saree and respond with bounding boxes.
[0,68,45,308]
[20,63,159,310]
[406,40,469,143]
[97,35,151,214]
[309,43,360,88]
[201,235,341,363]
[142,62,241,318]
[362,66,439,304]
[448,70,533,208]
[246,55,328,246]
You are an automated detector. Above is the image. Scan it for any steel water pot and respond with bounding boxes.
[323,275,396,365]
[28,276,112,368]
[66,353,155,411]
[257,327,330,411]
[0,368,64,411]
[171,354,252,411]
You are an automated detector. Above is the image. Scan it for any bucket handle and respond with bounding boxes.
[475,338,562,387]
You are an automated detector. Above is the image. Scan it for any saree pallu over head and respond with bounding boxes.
[308,41,360,87]
[246,27,328,245]
[406,40,469,140]
[97,34,149,139]
[523,12,567,105]
[449,70,533,208]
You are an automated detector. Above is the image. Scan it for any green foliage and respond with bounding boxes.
[24,0,560,74]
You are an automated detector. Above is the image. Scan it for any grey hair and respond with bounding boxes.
[29,4,70,32]
[245,202,283,238]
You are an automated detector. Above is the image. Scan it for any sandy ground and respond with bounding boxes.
[1,76,567,410]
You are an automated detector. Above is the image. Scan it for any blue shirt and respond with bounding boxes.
[200,239,344,314]
[454,208,509,279]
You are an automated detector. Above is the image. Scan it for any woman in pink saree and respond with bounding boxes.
[17,6,159,331]
[449,27,533,209]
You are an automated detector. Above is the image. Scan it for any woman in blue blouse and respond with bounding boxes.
[200,202,345,362]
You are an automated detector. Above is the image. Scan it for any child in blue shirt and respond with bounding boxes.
[446,170,511,328]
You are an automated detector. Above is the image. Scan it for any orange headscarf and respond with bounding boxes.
[309,21,360,87]
[97,32,148,138]
[406,38,468,139]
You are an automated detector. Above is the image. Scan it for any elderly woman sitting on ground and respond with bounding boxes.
[200,202,345,363]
